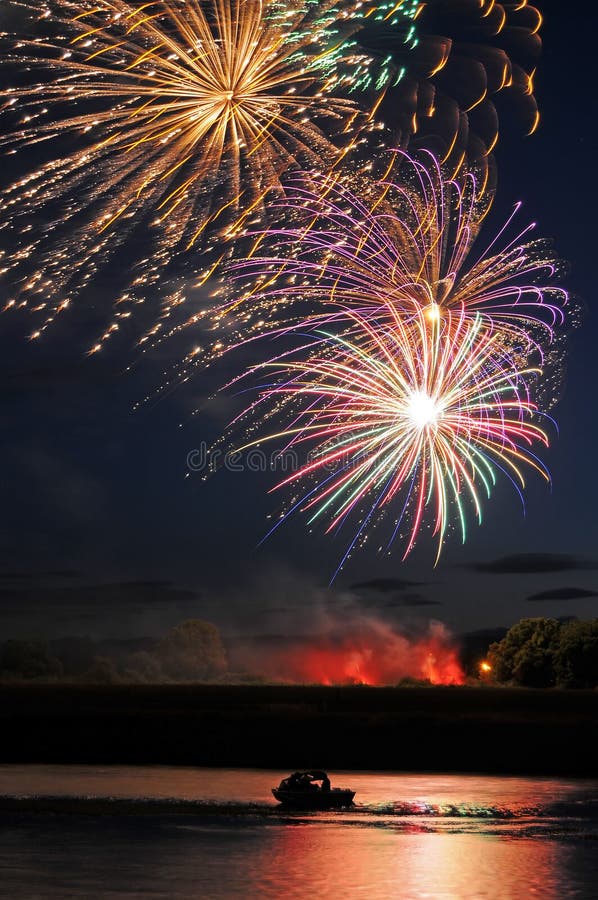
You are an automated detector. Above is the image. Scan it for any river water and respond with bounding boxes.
[0,766,597,898]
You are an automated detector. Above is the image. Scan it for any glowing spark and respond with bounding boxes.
[406,390,442,430]
[0,0,380,347]
[356,0,542,165]
[217,302,552,570]
[219,153,570,409]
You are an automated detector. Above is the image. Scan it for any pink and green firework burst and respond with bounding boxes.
[207,152,569,408]
[222,301,552,574]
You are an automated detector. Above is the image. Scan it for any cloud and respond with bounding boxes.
[357,592,440,609]
[0,582,205,640]
[527,587,598,602]
[350,577,423,593]
[0,581,197,610]
[388,593,440,607]
[196,563,442,638]
[348,579,438,611]
[468,554,598,575]
[0,570,82,582]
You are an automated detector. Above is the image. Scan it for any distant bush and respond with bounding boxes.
[395,677,434,688]
[555,620,598,688]
[123,651,166,683]
[81,656,122,684]
[0,618,228,684]
[488,618,598,689]
[0,640,63,681]
[157,620,227,681]
[50,637,96,677]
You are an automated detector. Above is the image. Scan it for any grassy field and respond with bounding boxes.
[1,683,597,775]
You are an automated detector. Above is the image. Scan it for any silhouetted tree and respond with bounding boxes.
[82,656,121,684]
[555,620,598,688]
[51,636,96,676]
[0,640,63,680]
[124,651,165,683]
[488,618,561,687]
[158,620,227,681]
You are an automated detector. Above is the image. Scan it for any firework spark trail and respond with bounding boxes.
[0,0,384,349]
[356,0,542,167]
[206,153,568,397]
[217,300,551,570]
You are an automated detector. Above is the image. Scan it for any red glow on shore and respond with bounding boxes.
[234,622,465,686]
[284,637,464,686]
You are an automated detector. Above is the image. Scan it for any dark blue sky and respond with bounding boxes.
[0,0,596,638]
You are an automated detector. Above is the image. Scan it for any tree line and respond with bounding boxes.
[487,618,598,689]
[2,615,597,688]
[0,620,227,683]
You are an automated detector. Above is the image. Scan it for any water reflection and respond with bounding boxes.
[2,816,593,899]
[0,765,595,812]
[258,827,569,899]
[0,767,597,898]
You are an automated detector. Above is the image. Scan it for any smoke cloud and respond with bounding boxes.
[228,617,464,686]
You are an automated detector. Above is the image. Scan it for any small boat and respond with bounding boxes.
[272,770,355,808]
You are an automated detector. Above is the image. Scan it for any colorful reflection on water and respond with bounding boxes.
[0,766,597,898]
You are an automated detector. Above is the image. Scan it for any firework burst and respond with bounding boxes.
[356,0,542,167]
[0,0,381,348]
[224,301,550,572]
[212,153,568,394]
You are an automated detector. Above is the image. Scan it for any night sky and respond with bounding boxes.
[0,0,596,641]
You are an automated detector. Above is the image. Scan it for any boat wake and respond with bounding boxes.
[2,793,598,837]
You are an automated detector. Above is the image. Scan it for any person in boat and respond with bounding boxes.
[278,773,304,791]
[273,771,355,806]
[278,771,330,793]
[304,771,330,792]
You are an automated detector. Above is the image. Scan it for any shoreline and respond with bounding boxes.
[1,683,597,777]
